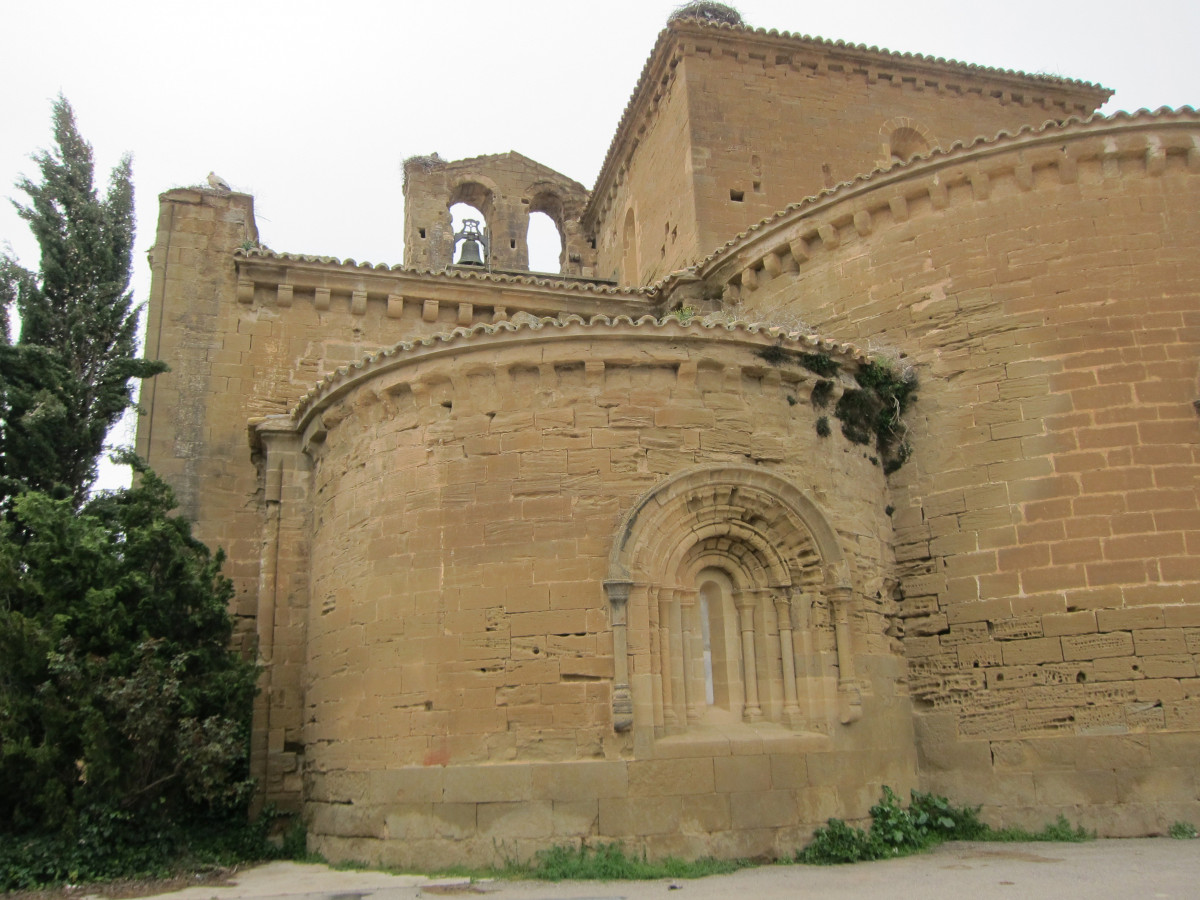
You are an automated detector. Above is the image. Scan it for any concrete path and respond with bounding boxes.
[122,839,1199,900]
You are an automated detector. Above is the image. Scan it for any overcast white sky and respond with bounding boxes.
[4,0,1197,283]
[2,0,1197,476]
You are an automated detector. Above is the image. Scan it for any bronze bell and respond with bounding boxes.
[453,219,487,267]
[457,237,485,266]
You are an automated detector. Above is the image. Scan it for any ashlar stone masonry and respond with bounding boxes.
[138,9,1200,867]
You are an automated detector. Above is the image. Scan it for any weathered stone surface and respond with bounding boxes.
[138,7,1198,870]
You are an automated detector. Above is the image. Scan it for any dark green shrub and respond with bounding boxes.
[832,360,918,472]
[810,379,834,408]
[798,352,839,378]
[0,465,261,888]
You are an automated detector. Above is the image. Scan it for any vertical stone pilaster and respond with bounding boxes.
[251,417,310,813]
[829,584,862,724]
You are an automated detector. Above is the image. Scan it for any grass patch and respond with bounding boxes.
[984,815,1095,843]
[511,842,751,880]
[314,842,750,884]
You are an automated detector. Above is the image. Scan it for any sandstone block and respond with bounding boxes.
[628,758,716,797]
[477,800,553,838]
[730,789,798,829]
[531,760,628,801]
[599,796,682,837]
[443,764,532,803]
[1062,631,1135,660]
[714,755,773,793]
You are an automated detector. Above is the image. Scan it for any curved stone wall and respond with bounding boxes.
[696,112,1200,833]
[260,318,918,866]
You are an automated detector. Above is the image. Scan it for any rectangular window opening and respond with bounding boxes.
[730,189,745,202]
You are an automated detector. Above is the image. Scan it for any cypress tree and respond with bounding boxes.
[0,99,260,889]
[0,96,165,504]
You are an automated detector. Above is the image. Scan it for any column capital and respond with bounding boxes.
[604,579,633,607]
[733,588,767,610]
[827,585,853,606]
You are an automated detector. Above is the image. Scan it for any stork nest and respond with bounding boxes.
[668,2,743,26]
[402,153,445,187]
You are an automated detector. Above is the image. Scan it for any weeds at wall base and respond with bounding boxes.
[319,842,752,883]
[797,787,1095,865]
[1167,821,1196,839]
[512,843,751,880]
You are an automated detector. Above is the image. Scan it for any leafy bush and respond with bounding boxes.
[0,464,260,888]
[799,788,1088,865]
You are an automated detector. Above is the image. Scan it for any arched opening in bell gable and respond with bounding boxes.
[449,180,494,267]
[527,188,567,274]
[527,211,562,273]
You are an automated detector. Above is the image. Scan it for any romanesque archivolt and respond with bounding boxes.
[607,465,865,733]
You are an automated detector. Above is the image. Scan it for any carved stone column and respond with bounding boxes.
[773,589,801,724]
[604,579,634,731]
[667,588,689,728]
[734,589,763,721]
[657,588,678,729]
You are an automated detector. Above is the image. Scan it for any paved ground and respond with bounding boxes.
[116,839,1199,900]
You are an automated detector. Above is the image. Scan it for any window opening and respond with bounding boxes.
[697,571,738,717]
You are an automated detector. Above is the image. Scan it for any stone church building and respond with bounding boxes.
[137,7,1200,867]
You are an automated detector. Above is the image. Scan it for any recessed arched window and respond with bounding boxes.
[605,466,864,738]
